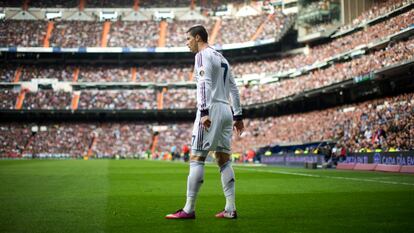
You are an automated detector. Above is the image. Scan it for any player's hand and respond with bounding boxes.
[233,120,244,136]
[201,116,211,129]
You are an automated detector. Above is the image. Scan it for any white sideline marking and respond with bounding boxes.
[235,167,414,187]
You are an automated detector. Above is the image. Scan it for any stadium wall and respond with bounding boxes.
[261,152,414,167]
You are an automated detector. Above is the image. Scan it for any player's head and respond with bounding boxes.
[186,25,208,53]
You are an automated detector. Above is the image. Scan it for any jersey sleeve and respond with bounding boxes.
[197,52,212,117]
[228,68,242,120]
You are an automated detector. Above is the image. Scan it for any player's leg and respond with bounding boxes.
[165,152,207,219]
[181,103,225,215]
[166,115,209,219]
[215,151,237,219]
[214,105,237,219]
[182,152,207,214]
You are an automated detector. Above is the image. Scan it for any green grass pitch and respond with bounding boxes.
[0,159,413,233]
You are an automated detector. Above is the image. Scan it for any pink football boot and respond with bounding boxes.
[165,209,195,219]
[215,210,237,219]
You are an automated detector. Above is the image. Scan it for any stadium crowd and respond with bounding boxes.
[1,93,413,158]
[0,20,46,47]
[0,11,292,48]
[108,20,159,48]
[233,93,414,154]
[0,35,412,109]
[232,8,414,76]
[337,0,413,32]
[2,6,410,83]
[23,90,71,110]
[79,66,131,82]
[163,88,197,109]
[165,19,212,47]
[0,89,18,109]
[0,0,248,9]
[0,0,408,52]
[50,21,102,48]
[135,65,192,83]
[20,65,74,82]
[78,89,157,109]
[0,65,15,82]
[240,36,414,105]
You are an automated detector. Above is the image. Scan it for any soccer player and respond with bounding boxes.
[166,25,244,220]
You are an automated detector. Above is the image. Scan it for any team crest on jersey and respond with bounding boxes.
[199,67,205,76]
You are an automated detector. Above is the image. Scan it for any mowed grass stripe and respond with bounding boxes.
[0,160,110,233]
[1,160,414,233]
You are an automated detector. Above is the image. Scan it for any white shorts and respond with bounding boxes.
[191,103,233,157]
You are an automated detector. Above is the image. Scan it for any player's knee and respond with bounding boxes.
[190,155,206,162]
[216,152,230,167]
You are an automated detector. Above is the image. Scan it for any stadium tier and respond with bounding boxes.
[0,0,249,9]
[0,12,293,48]
[337,0,412,32]
[1,92,413,158]
[0,0,413,157]
[0,34,412,109]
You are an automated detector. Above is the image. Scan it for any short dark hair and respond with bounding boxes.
[186,25,208,43]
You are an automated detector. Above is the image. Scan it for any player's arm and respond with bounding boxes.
[198,53,213,128]
[228,69,244,135]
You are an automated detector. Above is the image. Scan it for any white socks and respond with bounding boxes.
[183,160,205,214]
[220,161,236,212]
[183,160,236,213]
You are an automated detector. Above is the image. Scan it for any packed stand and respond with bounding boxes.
[1,93,413,158]
[217,14,266,44]
[0,89,18,109]
[20,65,74,82]
[136,65,192,83]
[0,122,167,158]
[79,66,131,82]
[0,123,35,158]
[156,123,193,153]
[50,21,102,47]
[234,93,414,154]
[0,36,412,109]
[108,20,159,48]
[78,89,157,109]
[1,2,410,49]
[23,90,72,110]
[0,20,46,47]
[0,65,15,82]
[165,19,211,47]
[309,9,413,63]
[233,8,414,76]
[265,12,296,41]
[239,36,414,105]
[163,88,197,109]
[338,0,413,32]
[0,123,152,158]
[90,123,152,157]
[6,65,193,83]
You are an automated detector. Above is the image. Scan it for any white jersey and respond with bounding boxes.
[194,46,242,118]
